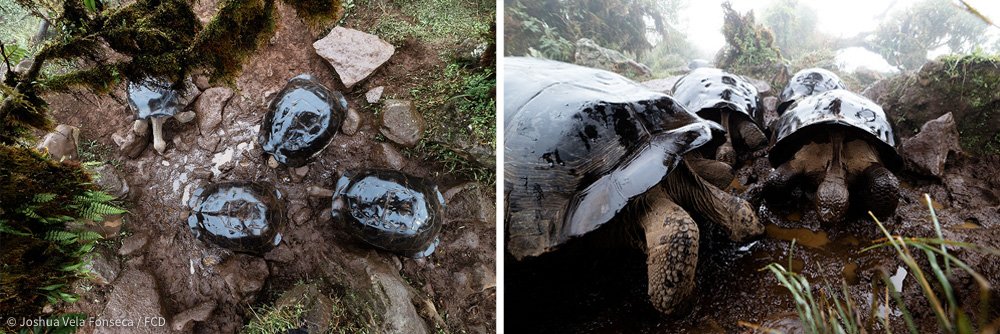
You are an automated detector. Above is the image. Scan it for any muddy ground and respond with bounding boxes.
[40,1,495,333]
[506,109,1000,332]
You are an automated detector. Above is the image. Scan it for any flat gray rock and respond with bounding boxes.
[314,27,395,89]
[380,99,424,147]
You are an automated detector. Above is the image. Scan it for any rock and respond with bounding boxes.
[308,186,334,198]
[193,74,211,91]
[102,270,169,334]
[218,254,269,302]
[313,27,395,89]
[170,301,217,331]
[573,38,652,79]
[118,128,150,159]
[380,100,424,147]
[366,86,385,104]
[176,78,202,109]
[900,112,962,177]
[175,110,196,124]
[85,214,123,239]
[85,250,121,286]
[94,164,129,199]
[118,235,149,256]
[36,124,80,161]
[750,78,771,95]
[381,143,406,170]
[196,87,234,134]
[197,135,222,153]
[342,107,362,136]
[290,165,310,183]
[415,297,447,330]
[289,203,312,226]
[641,76,682,94]
[762,96,779,128]
[357,254,429,334]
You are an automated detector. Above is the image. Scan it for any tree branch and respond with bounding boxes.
[0,42,14,79]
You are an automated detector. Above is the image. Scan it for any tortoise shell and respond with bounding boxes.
[769,89,902,170]
[187,181,285,254]
[778,68,847,115]
[671,67,764,130]
[504,57,723,259]
[258,74,346,167]
[127,79,180,119]
[331,169,445,258]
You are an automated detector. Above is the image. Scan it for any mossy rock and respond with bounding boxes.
[864,53,1000,155]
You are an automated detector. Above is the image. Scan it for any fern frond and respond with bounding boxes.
[45,230,79,244]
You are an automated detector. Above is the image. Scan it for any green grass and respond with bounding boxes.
[407,63,496,184]
[243,301,308,334]
[370,0,492,46]
[752,194,998,333]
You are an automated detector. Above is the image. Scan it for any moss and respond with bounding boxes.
[190,0,277,84]
[284,0,343,28]
[932,52,1000,155]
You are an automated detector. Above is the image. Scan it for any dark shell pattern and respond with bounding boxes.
[769,89,902,170]
[331,170,445,258]
[127,79,180,119]
[671,67,763,129]
[504,57,722,258]
[258,74,346,168]
[187,181,286,255]
[778,68,847,114]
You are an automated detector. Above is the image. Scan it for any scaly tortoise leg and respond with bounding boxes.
[639,186,699,315]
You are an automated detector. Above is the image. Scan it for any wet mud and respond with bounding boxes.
[507,141,1000,333]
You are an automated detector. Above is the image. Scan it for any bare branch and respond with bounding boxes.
[0,42,14,79]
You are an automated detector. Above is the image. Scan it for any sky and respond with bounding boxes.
[673,0,1000,72]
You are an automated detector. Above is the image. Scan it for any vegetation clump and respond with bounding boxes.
[0,146,124,330]
[715,1,788,89]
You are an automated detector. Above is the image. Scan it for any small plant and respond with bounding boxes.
[752,194,998,333]
[243,301,308,334]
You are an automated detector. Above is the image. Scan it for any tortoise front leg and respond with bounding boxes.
[639,186,698,315]
[663,160,763,242]
[716,110,735,165]
[858,164,899,220]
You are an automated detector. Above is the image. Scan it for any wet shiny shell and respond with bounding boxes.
[127,79,180,119]
[671,67,763,130]
[770,89,902,170]
[504,57,722,258]
[331,170,445,257]
[778,68,847,114]
[258,74,347,167]
[187,181,286,254]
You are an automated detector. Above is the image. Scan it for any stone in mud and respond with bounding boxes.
[290,165,310,183]
[116,128,150,159]
[170,301,217,331]
[366,86,385,104]
[313,27,395,89]
[118,234,149,256]
[218,254,269,302]
[198,135,222,153]
[196,87,233,133]
[85,250,121,286]
[381,142,406,170]
[187,181,286,254]
[900,112,962,177]
[103,270,168,334]
[259,74,346,167]
[331,170,445,258]
[85,213,124,239]
[354,253,430,334]
[380,99,424,147]
[574,38,652,79]
[342,107,362,136]
[94,164,129,199]
[174,110,196,124]
[36,124,79,161]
